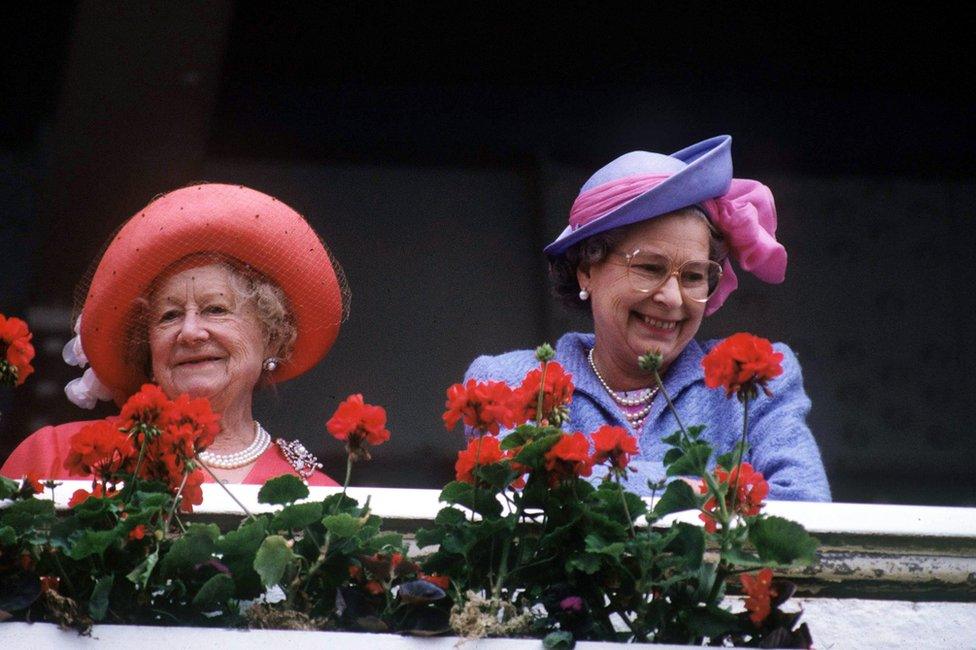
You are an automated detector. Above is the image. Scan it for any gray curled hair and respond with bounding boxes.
[548,206,728,311]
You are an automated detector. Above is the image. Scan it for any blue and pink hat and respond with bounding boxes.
[545,135,787,315]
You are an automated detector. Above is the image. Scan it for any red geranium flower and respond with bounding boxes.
[544,432,594,486]
[699,462,769,533]
[418,572,450,590]
[443,379,516,435]
[67,483,117,508]
[167,393,221,453]
[23,472,44,494]
[128,524,147,541]
[702,333,783,400]
[740,567,778,625]
[327,394,390,461]
[591,425,639,473]
[0,313,35,386]
[512,361,574,424]
[64,418,136,479]
[454,435,506,485]
[120,384,175,427]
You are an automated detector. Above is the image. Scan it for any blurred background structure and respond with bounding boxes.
[1,3,973,504]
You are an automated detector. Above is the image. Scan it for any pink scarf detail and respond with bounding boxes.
[568,175,786,316]
[569,174,670,229]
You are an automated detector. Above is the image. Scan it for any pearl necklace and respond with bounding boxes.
[588,347,658,431]
[198,421,271,469]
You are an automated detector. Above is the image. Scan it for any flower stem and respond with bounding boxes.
[492,495,524,600]
[535,360,548,424]
[195,458,257,521]
[617,475,637,539]
[651,370,691,443]
[303,452,356,593]
[728,394,750,517]
[163,471,190,532]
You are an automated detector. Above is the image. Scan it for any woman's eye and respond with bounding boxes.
[158,310,180,323]
[636,264,667,277]
[203,304,230,315]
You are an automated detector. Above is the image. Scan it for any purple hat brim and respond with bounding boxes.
[544,135,733,256]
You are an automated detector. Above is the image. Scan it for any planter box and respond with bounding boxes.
[3,482,973,648]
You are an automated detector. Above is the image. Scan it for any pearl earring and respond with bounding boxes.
[579,288,590,301]
[262,357,279,372]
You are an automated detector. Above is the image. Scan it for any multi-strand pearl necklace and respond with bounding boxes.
[198,421,271,469]
[588,347,659,432]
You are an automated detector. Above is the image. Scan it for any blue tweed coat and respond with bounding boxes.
[464,332,830,501]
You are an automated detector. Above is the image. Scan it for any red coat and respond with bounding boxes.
[0,420,338,486]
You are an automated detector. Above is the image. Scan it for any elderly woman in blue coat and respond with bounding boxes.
[465,135,830,501]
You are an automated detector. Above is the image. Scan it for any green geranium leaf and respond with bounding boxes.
[257,474,309,505]
[661,431,682,447]
[216,519,268,599]
[68,529,118,560]
[722,547,766,568]
[159,527,217,576]
[499,424,539,450]
[133,491,171,509]
[653,480,700,517]
[584,534,625,559]
[0,571,41,612]
[0,525,15,546]
[438,481,502,518]
[662,447,684,467]
[473,462,517,491]
[217,518,268,556]
[434,507,466,527]
[716,442,749,472]
[0,498,55,532]
[0,476,19,500]
[126,549,159,589]
[364,531,403,552]
[414,527,443,549]
[322,512,362,538]
[543,630,575,649]
[565,552,601,574]
[192,573,235,610]
[665,441,712,477]
[320,492,359,515]
[686,425,706,440]
[684,604,742,638]
[253,535,294,587]
[664,522,705,571]
[89,575,114,621]
[513,432,562,469]
[271,502,323,531]
[749,516,819,566]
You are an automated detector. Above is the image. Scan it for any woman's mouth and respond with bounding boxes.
[633,312,680,336]
[175,356,223,367]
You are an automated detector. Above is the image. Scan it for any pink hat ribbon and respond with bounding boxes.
[703,179,786,315]
[569,174,786,316]
[569,174,670,230]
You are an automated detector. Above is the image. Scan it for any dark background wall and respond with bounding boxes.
[1,3,973,505]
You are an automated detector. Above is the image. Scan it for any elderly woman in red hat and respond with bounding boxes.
[465,136,830,501]
[1,184,346,485]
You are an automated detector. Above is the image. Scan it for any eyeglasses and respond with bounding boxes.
[613,249,723,303]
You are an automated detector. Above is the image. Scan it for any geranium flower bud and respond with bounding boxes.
[535,343,556,362]
[638,350,663,373]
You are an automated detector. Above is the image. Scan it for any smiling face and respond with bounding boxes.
[577,211,711,386]
[147,263,268,414]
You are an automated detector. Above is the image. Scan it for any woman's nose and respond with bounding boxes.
[176,311,209,344]
[652,275,684,308]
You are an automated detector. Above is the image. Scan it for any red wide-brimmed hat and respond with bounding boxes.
[77,183,347,402]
